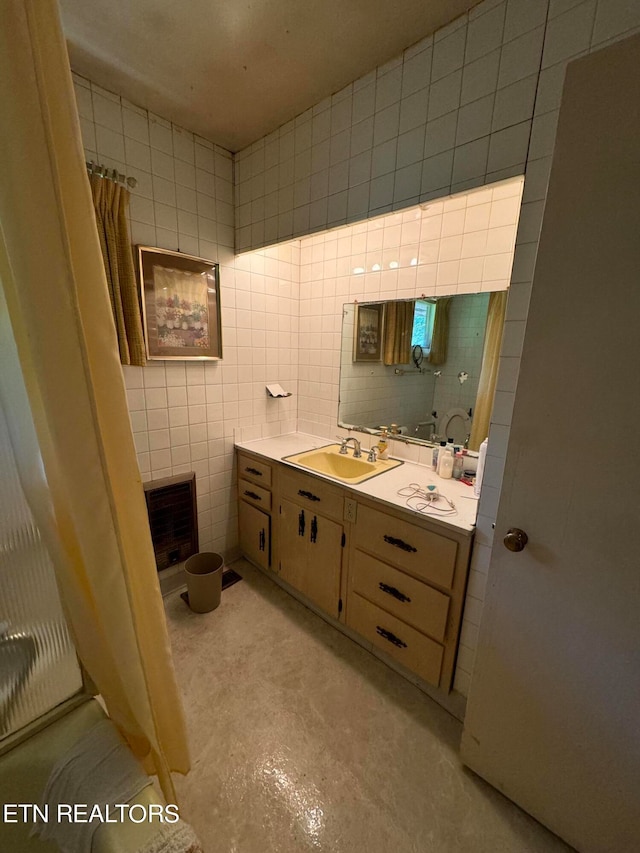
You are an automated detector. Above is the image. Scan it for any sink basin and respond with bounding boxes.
[283,443,403,484]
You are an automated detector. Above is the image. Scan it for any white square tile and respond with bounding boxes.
[465,3,506,63]
[402,47,432,97]
[542,1,596,67]
[74,84,94,120]
[439,234,463,261]
[441,208,466,236]
[95,125,125,161]
[92,93,122,132]
[427,70,462,121]
[149,119,173,153]
[423,111,457,158]
[489,195,521,227]
[151,148,174,180]
[456,95,493,145]
[592,0,640,46]
[504,0,548,40]
[459,256,485,283]
[498,26,545,88]
[375,66,402,112]
[461,49,500,105]
[373,103,401,146]
[393,163,421,203]
[465,202,491,232]
[492,75,537,132]
[420,150,453,195]
[452,137,490,184]
[483,252,513,280]
[432,25,466,81]
[145,387,167,409]
[399,90,429,134]
[487,121,531,172]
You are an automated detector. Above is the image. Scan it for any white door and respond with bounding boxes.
[461,33,640,853]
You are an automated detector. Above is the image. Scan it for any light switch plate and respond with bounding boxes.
[344,499,357,523]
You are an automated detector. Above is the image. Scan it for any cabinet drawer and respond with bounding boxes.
[355,504,457,590]
[239,478,272,511]
[350,549,450,642]
[347,593,443,687]
[279,468,343,522]
[237,453,272,488]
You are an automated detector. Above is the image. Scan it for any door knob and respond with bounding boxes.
[504,528,528,552]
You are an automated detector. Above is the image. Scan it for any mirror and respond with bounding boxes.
[339,293,504,451]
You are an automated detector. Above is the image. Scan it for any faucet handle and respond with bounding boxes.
[336,435,348,454]
[367,447,379,462]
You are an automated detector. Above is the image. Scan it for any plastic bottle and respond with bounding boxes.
[377,428,389,460]
[474,437,489,497]
[434,440,447,473]
[439,449,454,479]
[453,452,464,480]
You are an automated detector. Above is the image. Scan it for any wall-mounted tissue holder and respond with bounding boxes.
[266,384,292,398]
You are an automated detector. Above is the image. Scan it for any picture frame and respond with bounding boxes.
[137,246,222,360]
[353,302,384,362]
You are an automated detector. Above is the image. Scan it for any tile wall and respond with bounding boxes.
[233,0,640,695]
[73,74,298,558]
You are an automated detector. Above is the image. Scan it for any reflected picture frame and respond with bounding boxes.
[353,302,384,362]
[137,246,222,360]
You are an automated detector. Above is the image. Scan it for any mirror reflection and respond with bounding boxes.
[339,292,506,452]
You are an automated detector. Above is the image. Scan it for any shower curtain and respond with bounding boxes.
[0,0,189,799]
[468,290,508,451]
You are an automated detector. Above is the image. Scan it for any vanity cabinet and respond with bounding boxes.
[236,445,473,697]
[237,452,272,571]
[277,469,344,618]
[347,502,471,691]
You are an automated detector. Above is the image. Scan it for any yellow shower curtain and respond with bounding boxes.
[468,290,508,451]
[0,0,189,798]
[90,175,146,366]
[383,300,415,365]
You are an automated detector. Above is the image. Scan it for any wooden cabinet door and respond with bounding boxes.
[278,498,308,591]
[279,499,343,618]
[304,512,343,618]
[239,500,270,571]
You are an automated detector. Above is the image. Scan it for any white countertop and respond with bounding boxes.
[235,432,478,535]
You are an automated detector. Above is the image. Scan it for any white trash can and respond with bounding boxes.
[184,552,224,613]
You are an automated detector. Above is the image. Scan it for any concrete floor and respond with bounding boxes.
[166,559,572,853]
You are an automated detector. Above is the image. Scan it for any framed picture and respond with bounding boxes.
[353,302,384,362]
[137,246,222,360]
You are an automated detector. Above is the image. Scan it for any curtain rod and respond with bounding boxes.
[86,161,137,189]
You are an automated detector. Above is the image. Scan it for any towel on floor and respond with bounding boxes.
[31,718,150,853]
[139,822,204,853]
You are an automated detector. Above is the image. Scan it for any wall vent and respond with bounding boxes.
[143,473,198,571]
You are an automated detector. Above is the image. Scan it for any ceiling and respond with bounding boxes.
[59,0,481,153]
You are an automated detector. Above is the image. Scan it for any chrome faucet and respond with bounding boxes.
[339,436,362,457]
[367,446,379,462]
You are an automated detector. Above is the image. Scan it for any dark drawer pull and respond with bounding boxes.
[245,466,262,477]
[259,529,266,551]
[310,516,318,544]
[298,489,320,502]
[244,490,261,501]
[383,534,417,553]
[298,510,305,537]
[379,582,411,603]
[376,626,407,649]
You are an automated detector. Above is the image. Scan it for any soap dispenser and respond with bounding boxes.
[377,428,389,460]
